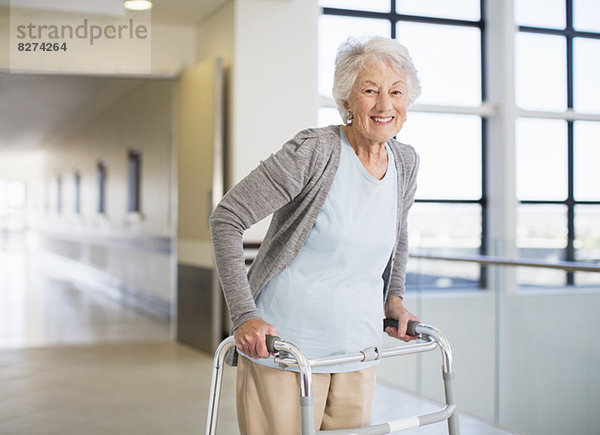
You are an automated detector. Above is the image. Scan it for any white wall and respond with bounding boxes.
[231,0,319,240]
[378,280,600,435]
[499,290,600,435]
[196,1,234,69]
[35,80,176,304]
[151,23,197,76]
[0,7,8,69]
[232,0,319,182]
[379,292,497,422]
[0,6,196,76]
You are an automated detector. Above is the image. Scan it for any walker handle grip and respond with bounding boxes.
[383,319,420,337]
[265,335,281,353]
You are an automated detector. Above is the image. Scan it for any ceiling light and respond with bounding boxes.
[124,0,153,11]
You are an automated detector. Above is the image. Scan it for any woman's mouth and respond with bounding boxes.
[370,116,394,124]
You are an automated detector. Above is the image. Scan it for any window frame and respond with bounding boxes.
[516,0,600,286]
[56,176,63,215]
[127,149,142,214]
[97,161,107,215]
[74,170,81,215]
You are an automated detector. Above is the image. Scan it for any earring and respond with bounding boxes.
[345,110,353,125]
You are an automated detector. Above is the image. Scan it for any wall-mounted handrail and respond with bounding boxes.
[409,254,600,273]
[243,242,600,273]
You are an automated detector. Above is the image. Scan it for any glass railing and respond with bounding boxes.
[379,243,600,435]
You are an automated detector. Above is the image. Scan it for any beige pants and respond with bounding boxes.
[236,356,378,435]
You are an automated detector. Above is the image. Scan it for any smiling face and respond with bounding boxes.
[344,61,409,147]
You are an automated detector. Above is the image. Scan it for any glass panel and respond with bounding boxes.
[574,38,600,113]
[318,107,343,127]
[516,118,567,201]
[396,22,481,106]
[515,33,567,111]
[398,113,481,200]
[319,0,390,13]
[517,204,567,287]
[515,0,565,29]
[318,15,391,98]
[396,0,480,21]
[407,203,481,291]
[574,121,600,201]
[575,205,600,286]
[574,0,600,32]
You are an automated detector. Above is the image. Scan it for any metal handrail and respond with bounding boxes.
[243,242,600,273]
[409,253,600,273]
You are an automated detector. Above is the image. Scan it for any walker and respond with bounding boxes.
[205,320,460,434]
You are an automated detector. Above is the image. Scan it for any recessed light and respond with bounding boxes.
[124,1,153,11]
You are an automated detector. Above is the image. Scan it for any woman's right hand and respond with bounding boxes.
[233,317,278,359]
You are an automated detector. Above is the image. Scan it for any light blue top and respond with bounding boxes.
[251,128,397,373]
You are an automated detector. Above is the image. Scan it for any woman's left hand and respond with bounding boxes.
[384,295,420,342]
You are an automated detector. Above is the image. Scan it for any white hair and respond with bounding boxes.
[332,37,421,120]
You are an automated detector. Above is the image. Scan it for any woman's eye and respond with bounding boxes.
[364,89,376,94]
[392,90,403,95]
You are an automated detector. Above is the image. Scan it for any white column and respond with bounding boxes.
[485,0,518,289]
[485,1,518,425]
[231,0,319,240]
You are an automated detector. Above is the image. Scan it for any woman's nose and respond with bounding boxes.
[376,93,393,111]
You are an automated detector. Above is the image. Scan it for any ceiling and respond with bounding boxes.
[0,0,231,26]
[0,73,153,152]
[0,0,230,153]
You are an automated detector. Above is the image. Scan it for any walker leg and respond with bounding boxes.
[443,371,460,435]
[205,337,236,435]
[273,341,316,435]
[414,323,460,435]
[301,396,316,435]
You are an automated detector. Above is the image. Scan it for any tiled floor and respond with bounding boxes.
[0,239,516,434]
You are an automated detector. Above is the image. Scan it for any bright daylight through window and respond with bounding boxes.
[319,0,485,291]
[319,0,600,291]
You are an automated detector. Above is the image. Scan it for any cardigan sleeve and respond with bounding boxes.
[387,148,420,300]
[209,130,320,330]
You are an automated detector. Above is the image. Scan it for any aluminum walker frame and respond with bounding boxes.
[205,320,460,435]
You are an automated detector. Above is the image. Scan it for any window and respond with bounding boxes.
[319,0,487,290]
[97,161,106,215]
[127,150,141,213]
[515,0,600,287]
[74,171,81,215]
[0,180,27,232]
[56,176,63,215]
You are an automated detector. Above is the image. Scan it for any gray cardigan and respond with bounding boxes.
[209,125,419,331]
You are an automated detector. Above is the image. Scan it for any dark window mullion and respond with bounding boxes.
[322,8,483,29]
[479,0,488,288]
[520,199,567,205]
[519,26,600,40]
[390,0,396,39]
[566,121,575,284]
[480,116,488,288]
[97,162,106,215]
[565,0,575,284]
[415,199,483,204]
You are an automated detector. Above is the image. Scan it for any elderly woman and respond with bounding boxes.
[209,36,421,434]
